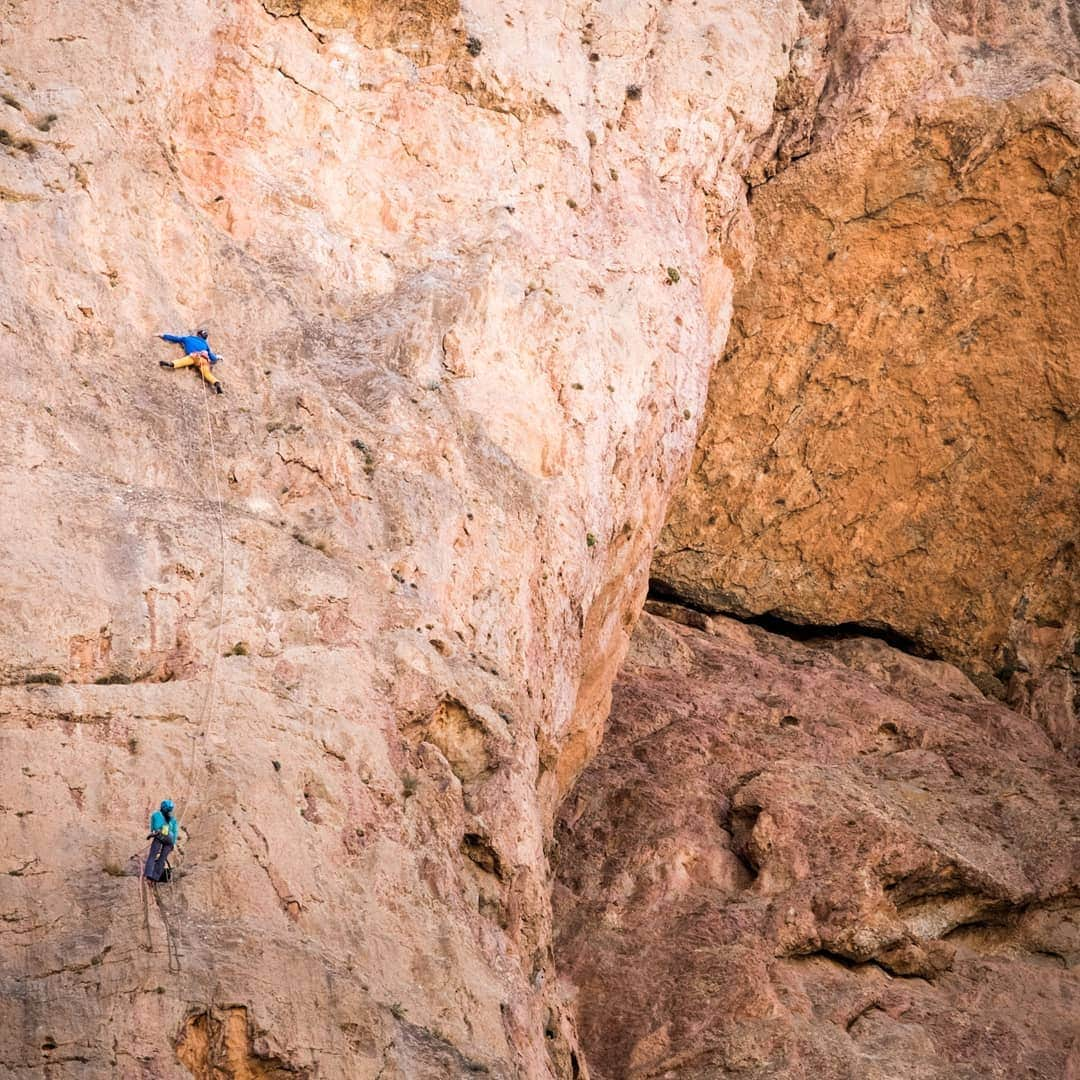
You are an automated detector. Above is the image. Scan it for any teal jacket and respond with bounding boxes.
[149,810,178,844]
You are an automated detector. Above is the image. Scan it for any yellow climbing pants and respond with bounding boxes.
[172,352,220,387]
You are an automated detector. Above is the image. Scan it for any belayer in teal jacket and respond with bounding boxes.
[149,808,178,845]
[144,799,178,882]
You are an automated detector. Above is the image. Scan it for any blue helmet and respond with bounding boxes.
[160,799,174,812]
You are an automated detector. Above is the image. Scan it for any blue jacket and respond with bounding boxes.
[149,810,178,844]
[161,333,221,363]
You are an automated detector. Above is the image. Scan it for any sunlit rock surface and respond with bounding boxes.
[654,0,1080,754]
[0,0,796,1074]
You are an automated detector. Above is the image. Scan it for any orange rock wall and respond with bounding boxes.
[654,1,1080,754]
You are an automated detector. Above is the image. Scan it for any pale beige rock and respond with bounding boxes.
[5,0,1079,1075]
[0,0,799,1075]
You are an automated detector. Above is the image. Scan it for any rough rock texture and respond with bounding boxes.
[653,0,1080,753]
[5,0,1080,1076]
[555,604,1080,1079]
[0,1,801,1076]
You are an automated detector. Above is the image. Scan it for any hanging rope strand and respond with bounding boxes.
[137,355,228,973]
[175,381,228,835]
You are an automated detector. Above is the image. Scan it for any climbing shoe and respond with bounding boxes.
[159,360,173,368]
[214,382,224,395]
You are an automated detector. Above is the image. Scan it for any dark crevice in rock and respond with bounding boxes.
[647,580,942,660]
[791,948,936,982]
[845,1001,885,1033]
[462,833,504,880]
[727,805,762,882]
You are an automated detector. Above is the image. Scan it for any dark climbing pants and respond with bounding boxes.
[144,837,173,882]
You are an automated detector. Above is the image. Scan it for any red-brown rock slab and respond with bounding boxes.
[554,604,1080,1079]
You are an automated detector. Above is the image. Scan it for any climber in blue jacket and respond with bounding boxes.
[144,799,179,883]
[158,329,224,394]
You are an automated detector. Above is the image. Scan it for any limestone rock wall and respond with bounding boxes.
[556,6,1080,1073]
[0,1,799,1075]
[653,0,1080,754]
[3,0,1079,1076]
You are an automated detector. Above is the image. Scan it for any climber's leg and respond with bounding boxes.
[143,838,160,880]
[144,837,173,882]
[194,354,223,394]
[169,355,197,370]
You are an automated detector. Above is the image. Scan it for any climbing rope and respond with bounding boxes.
[139,868,182,971]
[173,380,228,837]
[139,862,153,949]
[138,366,229,972]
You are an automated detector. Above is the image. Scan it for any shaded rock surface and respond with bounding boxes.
[653,0,1080,753]
[0,0,800,1076]
[555,604,1080,1079]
